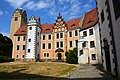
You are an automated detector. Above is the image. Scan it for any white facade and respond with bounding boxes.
[78,26,99,64]
[25,16,41,60]
[96,0,120,77]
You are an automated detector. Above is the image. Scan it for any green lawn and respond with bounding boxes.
[0,62,77,79]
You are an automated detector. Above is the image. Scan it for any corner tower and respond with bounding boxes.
[10,8,27,42]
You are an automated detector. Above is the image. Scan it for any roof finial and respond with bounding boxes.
[59,13,61,17]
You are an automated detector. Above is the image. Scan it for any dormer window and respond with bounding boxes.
[46,28,50,31]
[71,24,75,26]
[21,30,25,32]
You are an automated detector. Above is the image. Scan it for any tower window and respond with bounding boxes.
[15,17,18,21]
[28,39,31,42]
[28,49,30,53]
[29,27,32,30]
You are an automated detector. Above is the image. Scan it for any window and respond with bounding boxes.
[69,32,72,37]
[82,42,86,47]
[60,41,63,47]
[38,32,39,35]
[23,36,25,41]
[16,55,19,58]
[37,42,39,46]
[23,45,25,50]
[29,27,32,30]
[89,29,93,35]
[75,40,78,47]
[90,41,95,48]
[79,50,83,56]
[57,42,59,48]
[44,53,49,57]
[28,39,31,42]
[69,41,72,47]
[83,31,87,37]
[28,49,30,53]
[92,54,96,60]
[43,35,45,40]
[101,10,105,23]
[48,35,51,40]
[17,45,19,50]
[15,17,18,21]
[17,36,20,41]
[75,30,78,36]
[112,0,120,20]
[60,33,63,38]
[42,44,45,49]
[22,55,24,58]
[48,43,51,49]
[57,33,59,39]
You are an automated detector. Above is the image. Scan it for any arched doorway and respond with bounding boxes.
[58,53,62,60]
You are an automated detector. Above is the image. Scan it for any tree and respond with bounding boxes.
[65,48,78,64]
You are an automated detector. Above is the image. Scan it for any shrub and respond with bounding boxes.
[65,48,78,64]
[0,56,14,62]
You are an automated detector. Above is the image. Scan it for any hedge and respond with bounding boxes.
[0,56,14,62]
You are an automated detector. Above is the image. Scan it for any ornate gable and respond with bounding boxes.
[53,14,67,32]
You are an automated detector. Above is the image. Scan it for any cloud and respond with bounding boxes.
[5,0,29,8]
[0,10,3,16]
[0,32,9,37]
[25,0,55,10]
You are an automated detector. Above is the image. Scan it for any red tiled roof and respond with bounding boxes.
[14,25,27,36]
[41,24,54,33]
[80,8,98,30]
[66,18,81,30]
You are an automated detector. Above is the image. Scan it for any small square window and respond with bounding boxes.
[92,54,96,60]
[28,49,30,53]
[82,42,86,47]
[89,29,93,35]
[28,39,31,42]
[90,41,95,48]
[29,27,32,30]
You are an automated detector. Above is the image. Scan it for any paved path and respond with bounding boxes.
[66,64,119,80]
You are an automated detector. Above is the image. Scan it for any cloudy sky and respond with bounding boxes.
[0,0,96,37]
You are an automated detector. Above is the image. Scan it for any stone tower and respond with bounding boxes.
[25,16,41,61]
[10,8,27,42]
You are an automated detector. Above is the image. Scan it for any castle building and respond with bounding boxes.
[11,8,100,63]
[78,9,101,64]
[96,0,120,78]
[11,8,81,61]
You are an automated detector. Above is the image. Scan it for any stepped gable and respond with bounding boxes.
[80,8,98,30]
[14,25,27,36]
[66,18,81,30]
[41,23,54,33]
